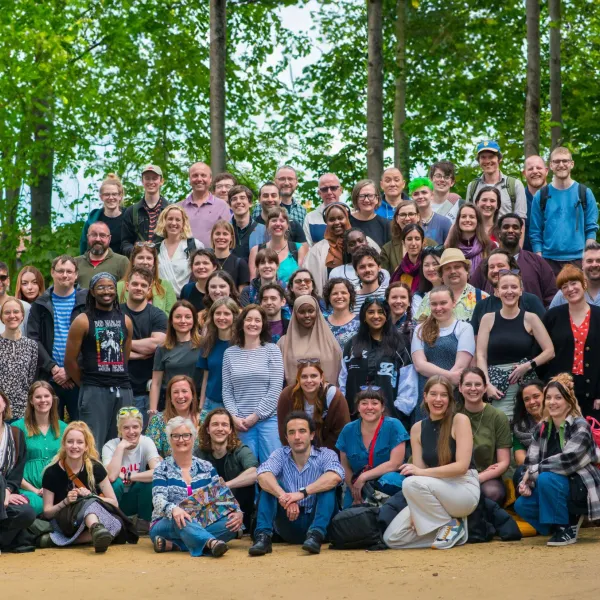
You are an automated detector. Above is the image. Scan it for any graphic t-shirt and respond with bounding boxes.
[81,308,130,387]
[102,435,160,490]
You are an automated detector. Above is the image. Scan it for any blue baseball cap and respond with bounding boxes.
[476,140,501,156]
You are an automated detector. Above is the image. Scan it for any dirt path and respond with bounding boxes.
[2,532,600,599]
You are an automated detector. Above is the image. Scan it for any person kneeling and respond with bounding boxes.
[249,411,343,556]
[150,417,244,557]
[383,376,480,550]
[515,374,600,546]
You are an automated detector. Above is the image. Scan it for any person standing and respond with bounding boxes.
[240,248,282,307]
[27,255,87,421]
[75,222,129,289]
[120,267,168,425]
[522,155,549,251]
[212,172,237,202]
[15,266,45,304]
[228,185,260,261]
[121,164,169,257]
[180,249,219,311]
[429,161,461,222]
[378,167,409,220]
[259,283,289,343]
[303,173,344,246]
[177,162,231,249]
[349,179,391,248]
[0,262,30,335]
[64,273,133,446]
[464,140,527,219]
[410,178,452,245]
[211,220,250,291]
[352,246,389,315]
[274,165,307,228]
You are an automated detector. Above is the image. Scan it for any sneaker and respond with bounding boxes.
[547,525,578,546]
[431,519,466,550]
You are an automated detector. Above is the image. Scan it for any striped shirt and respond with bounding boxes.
[51,290,76,366]
[257,446,344,511]
[222,343,283,420]
[353,283,388,315]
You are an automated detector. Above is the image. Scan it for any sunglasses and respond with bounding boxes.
[498,268,521,276]
[135,242,156,248]
[118,407,141,417]
[423,244,445,254]
[319,185,340,193]
[360,385,381,391]
[0,275,8,282]
[297,358,320,365]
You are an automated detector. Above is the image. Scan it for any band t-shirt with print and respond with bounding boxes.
[81,307,130,387]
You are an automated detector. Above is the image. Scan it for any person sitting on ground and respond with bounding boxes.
[336,388,408,508]
[259,282,289,343]
[117,242,177,316]
[102,407,162,534]
[150,416,243,557]
[41,421,137,552]
[210,220,250,292]
[0,392,36,553]
[195,408,258,531]
[147,375,200,458]
[180,249,219,312]
[12,382,67,515]
[459,368,511,505]
[323,277,359,348]
[277,361,350,451]
[249,410,344,556]
[349,179,391,248]
[515,374,600,546]
[240,248,283,307]
[383,376,479,550]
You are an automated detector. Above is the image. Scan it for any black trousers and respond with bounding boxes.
[0,503,36,550]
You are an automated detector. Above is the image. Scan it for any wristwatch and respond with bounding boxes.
[299,487,309,498]
[529,359,538,371]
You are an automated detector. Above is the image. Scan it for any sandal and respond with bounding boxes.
[153,536,175,553]
[206,539,228,558]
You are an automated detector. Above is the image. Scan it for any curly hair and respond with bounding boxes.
[199,408,242,452]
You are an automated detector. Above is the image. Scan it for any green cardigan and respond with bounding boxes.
[117,279,176,316]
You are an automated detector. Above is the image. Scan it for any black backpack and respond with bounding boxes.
[328,506,387,551]
[539,183,588,212]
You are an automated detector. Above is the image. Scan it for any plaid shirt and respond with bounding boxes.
[525,415,600,520]
[252,198,307,227]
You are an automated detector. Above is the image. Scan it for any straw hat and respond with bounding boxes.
[437,248,471,271]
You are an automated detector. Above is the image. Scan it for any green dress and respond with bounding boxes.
[12,418,67,515]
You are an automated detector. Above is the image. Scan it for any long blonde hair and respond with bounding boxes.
[24,381,61,438]
[155,204,193,240]
[417,286,454,345]
[46,421,100,492]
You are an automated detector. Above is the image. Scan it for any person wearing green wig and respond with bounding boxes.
[409,177,452,245]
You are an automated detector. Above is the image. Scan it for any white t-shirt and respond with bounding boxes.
[102,435,160,490]
[411,320,475,356]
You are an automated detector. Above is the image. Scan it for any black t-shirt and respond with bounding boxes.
[181,283,205,313]
[98,212,124,256]
[120,303,168,395]
[81,308,130,387]
[232,220,260,262]
[42,460,108,504]
[211,455,227,479]
[349,214,391,248]
[217,254,250,288]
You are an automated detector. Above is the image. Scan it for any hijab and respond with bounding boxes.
[324,203,351,269]
[278,295,343,386]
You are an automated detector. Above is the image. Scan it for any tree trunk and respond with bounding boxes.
[366,0,384,181]
[393,0,409,177]
[524,0,541,157]
[29,96,54,241]
[549,0,562,149]
[210,0,227,174]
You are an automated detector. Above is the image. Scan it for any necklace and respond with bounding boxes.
[270,241,288,256]
[470,404,487,437]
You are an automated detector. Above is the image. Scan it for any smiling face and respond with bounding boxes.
[522,385,543,420]
[544,387,571,423]
[268,214,288,237]
[346,231,368,255]
[172,306,194,335]
[230,191,251,218]
[441,261,468,289]
[424,383,450,418]
[411,186,432,209]
[560,278,585,305]
[259,185,280,212]
[213,305,234,330]
[357,397,385,423]
[170,425,194,452]
[497,273,522,307]
[142,171,163,195]
[296,302,317,329]
[65,429,87,460]
[458,207,477,235]
[356,184,378,215]
[212,226,233,252]
[325,206,348,237]
[478,150,500,176]
[422,255,442,285]
[92,277,117,309]
[291,272,313,297]
[275,167,298,200]
[170,381,193,415]
[356,256,379,285]
[165,208,184,238]
[189,163,212,195]
[243,309,263,338]
[192,255,216,282]
[208,276,231,302]
[498,217,522,250]
[31,385,54,416]
[100,183,122,212]
[431,168,454,194]
[299,366,323,396]
[475,191,499,220]
[260,289,285,318]
[329,282,351,312]
[430,290,454,322]
[87,223,111,255]
[133,248,155,271]
[396,205,419,229]
[459,371,486,405]
[550,151,574,182]
[257,259,278,281]
[583,249,600,284]
[126,273,150,303]
[487,253,511,286]
[120,418,142,444]
[207,413,232,446]
[364,303,386,332]
[523,156,548,190]
[1,299,24,330]
[387,286,409,318]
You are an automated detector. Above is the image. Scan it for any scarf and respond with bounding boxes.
[390,253,421,293]
[279,295,343,386]
[513,414,539,450]
[324,212,351,269]
[0,422,16,477]
[458,237,484,275]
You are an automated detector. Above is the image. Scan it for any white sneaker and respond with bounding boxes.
[431,519,466,550]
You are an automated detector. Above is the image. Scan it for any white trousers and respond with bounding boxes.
[383,470,480,549]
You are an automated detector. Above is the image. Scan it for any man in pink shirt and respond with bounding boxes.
[177,162,231,248]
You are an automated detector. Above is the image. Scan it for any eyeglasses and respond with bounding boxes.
[360,385,381,391]
[423,245,445,254]
[498,269,521,276]
[551,159,572,165]
[89,233,110,240]
[432,174,452,182]
[170,433,193,441]
[118,407,141,417]
[297,358,320,365]
[319,185,340,193]
[101,193,121,199]
[95,285,116,292]
[397,211,418,219]
[135,242,156,248]
[358,194,377,201]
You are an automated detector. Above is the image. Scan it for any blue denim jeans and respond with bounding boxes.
[201,398,224,423]
[514,472,570,535]
[342,471,405,509]
[255,487,338,541]
[133,394,150,429]
[238,416,281,463]
[150,515,236,557]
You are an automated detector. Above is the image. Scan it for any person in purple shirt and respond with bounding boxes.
[409,178,451,245]
[177,162,231,249]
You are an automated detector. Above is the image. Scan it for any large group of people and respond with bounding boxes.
[1,143,600,559]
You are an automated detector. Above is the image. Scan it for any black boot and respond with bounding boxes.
[301,530,324,554]
[248,532,273,556]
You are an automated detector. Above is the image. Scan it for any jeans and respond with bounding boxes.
[255,487,338,541]
[149,515,236,557]
[201,398,224,423]
[238,416,281,463]
[343,471,405,509]
[133,394,150,429]
[52,380,80,421]
[112,478,154,521]
[514,472,570,535]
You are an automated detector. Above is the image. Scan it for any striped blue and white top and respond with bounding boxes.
[257,446,344,511]
[51,290,76,366]
[353,284,388,316]
[222,343,284,420]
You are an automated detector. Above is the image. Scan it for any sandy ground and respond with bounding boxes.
[3,532,600,600]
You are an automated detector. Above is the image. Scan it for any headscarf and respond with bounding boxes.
[279,295,342,386]
[90,272,117,289]
[323,203,351,269]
